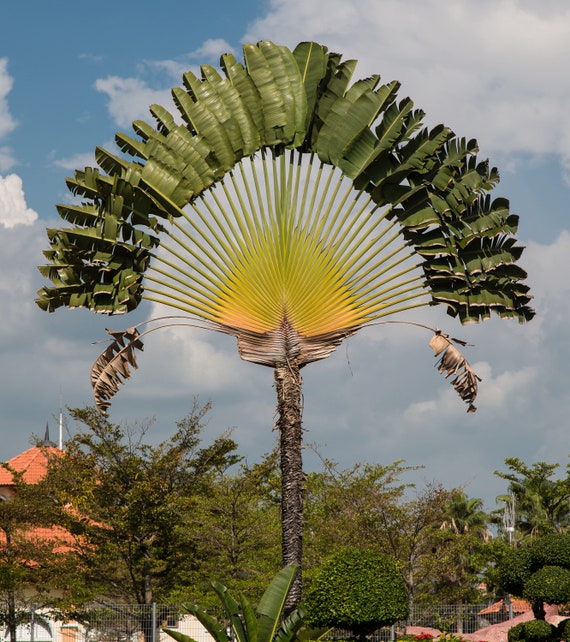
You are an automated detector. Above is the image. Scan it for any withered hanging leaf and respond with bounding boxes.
[90,327,144,414]
[429,329,481,413]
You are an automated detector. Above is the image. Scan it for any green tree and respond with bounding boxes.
[425,491,492,610]
[180,453,281,612]
[495,533,570,620]
[303,459,416,569]
[304,548,408,640]
[441,491,490,539]
[36,403,239,641]
[0,466,69,642]
[303,458,475,610]
[37,40,533,606]
[494,458,570,540]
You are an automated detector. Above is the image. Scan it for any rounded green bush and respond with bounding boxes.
[507,619,553,642]
[523,565,570,605]
[305,548,409,637]
[497,547,535,597]
[533,534,570,569]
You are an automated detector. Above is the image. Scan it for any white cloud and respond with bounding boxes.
[245,0,570,163]
[95,76,173,129]
[95,38,236,130]
[0,58,17,140]
[0,146,15,172]
[188,38,235,61]
[0,61,34,227]
[0,174,38,228]
[146,38,236,80]
[52,148,106,172]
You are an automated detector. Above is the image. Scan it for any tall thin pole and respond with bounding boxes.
[59,385,63,450]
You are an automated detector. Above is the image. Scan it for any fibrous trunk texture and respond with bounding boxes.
[274,362,304,611]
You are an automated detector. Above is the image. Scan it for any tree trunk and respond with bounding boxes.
[274,363,304,611]
[532,600,546,621]
[7,588,16,642]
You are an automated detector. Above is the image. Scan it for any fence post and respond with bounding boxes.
[152,603,157,642]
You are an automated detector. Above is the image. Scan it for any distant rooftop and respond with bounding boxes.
[0,424,60,486]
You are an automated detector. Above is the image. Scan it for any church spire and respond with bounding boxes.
[42,422,57,448]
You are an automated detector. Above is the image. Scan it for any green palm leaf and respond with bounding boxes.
[38,39,533,333]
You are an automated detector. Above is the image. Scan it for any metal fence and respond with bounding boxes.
[327,603,501,641]
[0,602,515,642]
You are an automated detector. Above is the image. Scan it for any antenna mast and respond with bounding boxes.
[503,493,516,545]
[59,385,63,450]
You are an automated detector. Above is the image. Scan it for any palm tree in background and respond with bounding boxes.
[37,41,533,607]
[442,491,490,540]
[495,458,570,539]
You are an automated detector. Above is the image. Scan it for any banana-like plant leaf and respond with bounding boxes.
[90,328,144,414]
[163,567,302,642]
[212,581,248,642]
[273,606,307,642]
[165,604,229,642]
[162,629,201,642]
[429,330,481,413]
[257,565,298,642]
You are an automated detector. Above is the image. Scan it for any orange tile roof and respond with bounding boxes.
[0,525,76,554]
[0,442,77,558]
[479,598,532,615]
[0,445,60,485]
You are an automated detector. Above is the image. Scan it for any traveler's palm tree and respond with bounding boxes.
[37,41,533,606]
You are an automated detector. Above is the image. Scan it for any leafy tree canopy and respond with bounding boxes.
[36,402,240,609]
[493,457,570,539]
[304,548,409,638]
[495,533,570,619]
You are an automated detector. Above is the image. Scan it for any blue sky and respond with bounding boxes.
[1,0,570,509]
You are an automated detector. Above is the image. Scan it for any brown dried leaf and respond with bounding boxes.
[90,327,144,414]
[429,329,482,413]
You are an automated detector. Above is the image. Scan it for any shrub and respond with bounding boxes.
[534,534,570,569]
[508,619,553,642]
[523,565,570,605]
[496,547,535,597]
[496,533,570,620]
[305,548,409,639]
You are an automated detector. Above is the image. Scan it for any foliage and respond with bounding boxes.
[507,619,553,642]
[303,458,491,609]
[35,402,240,610]
[163,565,304,642]
[304,548,409,638]
[37,40,533,330]
[493,458,570,541]
[0,463,72,641]
[424,490,492,605]
[174,452,282,613]
[523,565,570,605]
[494,546,534,597]
[534,532,570,567]
[36,38,534,611]
[495,533,570,620]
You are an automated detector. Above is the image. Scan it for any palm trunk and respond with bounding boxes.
[274,363,304,611]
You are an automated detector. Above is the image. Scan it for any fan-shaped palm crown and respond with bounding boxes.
[37,41,533,371]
